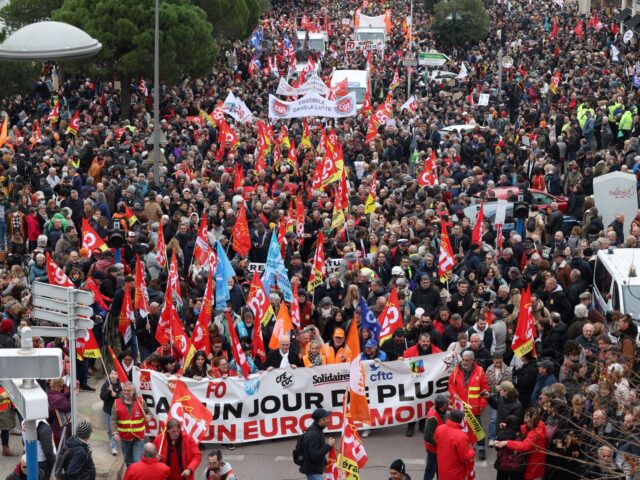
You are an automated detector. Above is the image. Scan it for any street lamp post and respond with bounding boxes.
[151,0,161,188]
[446,11,462,50]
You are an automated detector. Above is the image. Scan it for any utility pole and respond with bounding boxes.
[151,0,161,187]
[497,29,503,102]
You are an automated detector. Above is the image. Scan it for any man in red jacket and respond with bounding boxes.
[153,419,203,480]
[448,350,489,459]
[124,443,170,480]
[434,410,475,479]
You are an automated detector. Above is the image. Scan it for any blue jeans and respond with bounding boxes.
[423,450,438,480]
[0,220,6,250]
[120,439,144,466]
[488,407,497,441]
[104,413,116,450]
[306,475,324,480]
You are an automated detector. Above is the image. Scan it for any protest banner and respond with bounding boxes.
[269,92,357,119]
[136,352,454,443]
[275,76,330,96]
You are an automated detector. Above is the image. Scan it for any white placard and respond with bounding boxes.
[478,93,490,106]
[495,200,508,225]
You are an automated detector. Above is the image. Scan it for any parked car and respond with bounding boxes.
[471,187,569,213]
[462,202,579,237]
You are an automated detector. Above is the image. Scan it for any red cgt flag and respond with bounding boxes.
[225,311,251,378]
[134,255,150,317]
[167,379,213,445]
[471,201,485,245]
[511,285,536,358]
[193,215,209,266]
[118,283,134,345]
[190,270,214,356]
[378,287,402,344]
[81,218,108,255]
[45,252,74,287]
[108,346,129,384]
[231,201,251,258]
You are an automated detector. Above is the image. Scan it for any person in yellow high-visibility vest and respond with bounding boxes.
[0,386,17,456]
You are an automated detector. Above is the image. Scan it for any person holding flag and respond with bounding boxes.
[299,408,336,480]
[111,381,154,467]
[448,350,489,460]
[99,369,123,456]
[153,418,202,480]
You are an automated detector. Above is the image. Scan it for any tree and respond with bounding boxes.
[0,62,41,97]
[0,0,64,32]
[431,0,490,47]
[192,0,266,40]
[52,0,217,119]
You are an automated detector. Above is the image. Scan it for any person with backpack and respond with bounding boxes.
[296,408,336,480]
[55,420,95,480]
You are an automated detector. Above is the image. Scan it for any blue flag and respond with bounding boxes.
[633,74,640,90]
[215,241,236,308]
[261,231,294,302]
[359,295,381,341]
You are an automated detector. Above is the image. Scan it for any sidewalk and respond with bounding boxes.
[81,373,125,480]
[0,373,124,480]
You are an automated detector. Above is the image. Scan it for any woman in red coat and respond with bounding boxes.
[495,409,546,480]
[153,419,203,480]
[433,410,476,479]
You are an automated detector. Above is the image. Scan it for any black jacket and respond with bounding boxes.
[99,379,122,414]
[487,395,524,425]
[63,436,96,480]
[300,422,331,474]
[264,349,302,369]
[514,362,538,410]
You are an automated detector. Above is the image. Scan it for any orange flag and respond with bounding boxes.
[348,357,371,424]
[0,116,8,148]
[269,302,294,350]
[231,201,251,258]
[345,312,361,359]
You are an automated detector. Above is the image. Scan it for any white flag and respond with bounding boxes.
[400,96,418,112]
[221,91,254,123]
[457,62,468,80]
[611,45,620,63]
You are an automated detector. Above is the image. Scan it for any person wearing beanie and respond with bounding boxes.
[0,318,15,347]
[433,410,475,479]
[299,408,336,479]
[61,420,96,480]
[389,458,411,479]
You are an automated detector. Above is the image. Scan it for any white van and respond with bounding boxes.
[355,27,386,45]
[296,31,327,53]
[593,249,640,319]
[330,69,369,106]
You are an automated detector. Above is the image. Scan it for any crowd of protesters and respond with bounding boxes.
[3,0,640,477]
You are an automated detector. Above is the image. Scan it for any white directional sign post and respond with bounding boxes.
[31,282,94,437]
[0,326,63,480]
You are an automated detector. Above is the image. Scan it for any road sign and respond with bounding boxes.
[403,52,418,67]
[31,282,94,439]
[30,325,89,338]
[501,55,513,68]
[33,282,93,305]
[0,379,50,420]
[32,307,94,326]
[417,51,449,67]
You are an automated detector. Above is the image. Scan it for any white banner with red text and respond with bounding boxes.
[268,93,357,119]
[135,352,453,444]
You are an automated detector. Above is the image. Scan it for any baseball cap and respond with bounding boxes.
[333,328,345,338]
[312,408,331,421]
